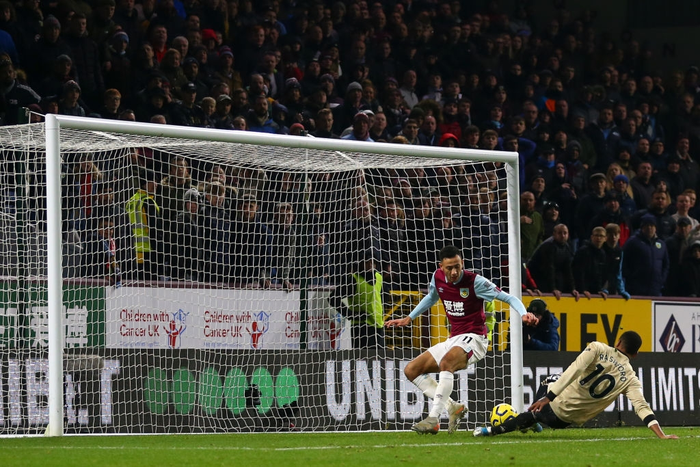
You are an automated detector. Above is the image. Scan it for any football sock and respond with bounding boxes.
[428,371,454,419]
[412,374,457,411]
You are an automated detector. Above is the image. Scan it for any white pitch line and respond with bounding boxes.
[4,436,691,451]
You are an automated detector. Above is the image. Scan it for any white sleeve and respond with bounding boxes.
[474,275,527,317]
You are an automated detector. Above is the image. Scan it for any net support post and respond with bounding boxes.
[45,114,64,437]
[505,158,524,412]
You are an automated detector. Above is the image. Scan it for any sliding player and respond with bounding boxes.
[386,245,537,434]
[473,331,678,439]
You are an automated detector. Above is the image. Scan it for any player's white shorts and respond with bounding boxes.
[427,333,488,366]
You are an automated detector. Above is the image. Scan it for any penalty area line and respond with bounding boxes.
[2,436,680,452]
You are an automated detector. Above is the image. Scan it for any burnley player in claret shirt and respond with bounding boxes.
[386,245,538,434]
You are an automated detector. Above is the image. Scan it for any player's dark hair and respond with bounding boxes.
[619,331,642,355]
[439,245,461,261]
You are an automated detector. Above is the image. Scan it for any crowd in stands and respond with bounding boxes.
[1,0,700,297]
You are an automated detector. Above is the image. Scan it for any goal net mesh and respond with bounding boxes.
[0,123,513,434]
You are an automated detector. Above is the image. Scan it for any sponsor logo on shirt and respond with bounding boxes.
[443,300,465,316]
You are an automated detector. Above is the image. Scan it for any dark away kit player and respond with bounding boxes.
[473,331,678,439]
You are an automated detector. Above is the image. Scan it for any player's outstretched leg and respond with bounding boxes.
[447,403,466,434]
[473,412,539,437]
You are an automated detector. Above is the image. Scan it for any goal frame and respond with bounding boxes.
[44,114,523,436]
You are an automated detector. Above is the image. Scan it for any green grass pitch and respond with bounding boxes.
[2,427,698,467]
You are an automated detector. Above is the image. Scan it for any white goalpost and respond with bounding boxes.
[0,115,522,436]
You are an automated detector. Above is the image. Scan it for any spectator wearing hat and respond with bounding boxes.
[631,189,676,240]
[657,154,685,202]
[211,93,234,129]
[36,54,76,100]
[439,96,462,143]
[574,172,607,242]
[199,27,217,51]
[341,112,373,142]
[623,213,669,296]
[104,31,133,103]
[288,122,305,136]
[171,82,206,126]
[524,144,556,190]
[64,13,104,110]
[528,223,579,300]
[179,57,204,97]
[212,46,243,97]
[114,0,144,50]
[438,132,459,147]
[528,171,548,212]
[279,77,304,123]
[319,73,342,107]
[332,80,367,134]
[58,80,86,117]
[28,15,71,84]
[573,226,610,299]
[137,86,173,123]
[648,138,668,173]
[542,200,563,240]
[522,299,560,350]
[300,58,322,96]
[612,147,637,186]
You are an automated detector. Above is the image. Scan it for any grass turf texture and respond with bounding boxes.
[2,427,698,467]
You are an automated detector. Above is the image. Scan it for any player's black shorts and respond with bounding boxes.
[534,374,570,429]
[533,403,571,429]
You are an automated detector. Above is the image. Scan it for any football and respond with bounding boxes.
[490,403,518,426]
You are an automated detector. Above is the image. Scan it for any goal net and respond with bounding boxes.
[0,117,522,435]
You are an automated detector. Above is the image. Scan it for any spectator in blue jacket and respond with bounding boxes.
[523,298,560,351]
[622,214,669,296]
